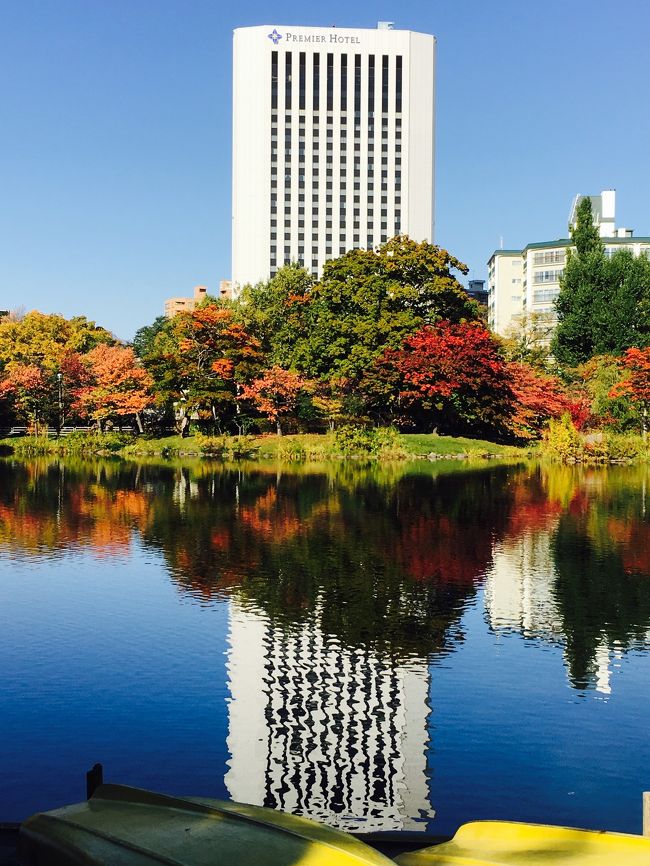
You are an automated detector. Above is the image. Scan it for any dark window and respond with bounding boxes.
[396,55,402,113]
[271,51,278,110]
[381,55,389,113]
[299,52,306,110]
[354,54,361,114]
[313,54,320,110]
[340,54,347,111]
[368,55,375,113]
[285,53,292,110]
[327,53,334,111]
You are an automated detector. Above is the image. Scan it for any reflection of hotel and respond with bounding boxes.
[225,599,433,831]
[484,529,619,696]
[484,530,563,642]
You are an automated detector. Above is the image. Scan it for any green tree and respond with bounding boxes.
[552,198,607,366]
[132,315,169,360]
[235,265,312,368]
[295,236,480,381]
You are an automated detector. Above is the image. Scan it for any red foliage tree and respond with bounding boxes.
[383,321,514,435]
[0,364,51,432]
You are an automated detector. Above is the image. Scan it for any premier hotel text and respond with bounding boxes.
[282,32,362,44]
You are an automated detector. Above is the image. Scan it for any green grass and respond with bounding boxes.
[0,430,531,462]
[399,433,527,458]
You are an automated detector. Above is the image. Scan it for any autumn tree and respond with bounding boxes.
[142,304,262,434]
[0,311,114,373]
[506,362,589,440]
[380,320,514,436]
[79,345,155,433]
[0,364,52,432]
[610,346,650,437]
[240,367,312,435]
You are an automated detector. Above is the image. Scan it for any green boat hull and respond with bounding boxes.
[18,784,394,866]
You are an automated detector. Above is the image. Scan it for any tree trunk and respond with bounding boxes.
[135,413,144,434]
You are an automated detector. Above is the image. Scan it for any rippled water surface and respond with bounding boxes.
[1,457,649,834]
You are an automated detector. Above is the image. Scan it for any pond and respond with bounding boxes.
[1,457,649,836]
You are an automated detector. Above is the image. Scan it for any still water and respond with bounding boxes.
[1,458,649,835]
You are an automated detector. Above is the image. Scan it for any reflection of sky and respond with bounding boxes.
[1,539,231,822]
[428,595,650,835]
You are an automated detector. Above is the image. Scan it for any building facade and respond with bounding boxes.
[164,285,208,318]
[164,282,232,317]
[487,190,650,337]
[232,23,436,292]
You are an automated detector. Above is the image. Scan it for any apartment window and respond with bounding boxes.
[533,269,564,284]
[533,250,565,265]
[381,55,389,113]
[327,53,334,111]
[271,51,278,110]
[396,55,402,113]
[299,52,306,110]
[313,55,320,110]
[285,53,292,110]
[533,288,560,303]
[368,55,375,113]
[340,54,347,111]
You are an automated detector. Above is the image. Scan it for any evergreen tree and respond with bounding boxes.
[553,197,650,365]
[552,197,606,366]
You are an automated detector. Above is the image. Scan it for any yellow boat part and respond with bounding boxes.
[18,783,395,866]
[394,819,650,865]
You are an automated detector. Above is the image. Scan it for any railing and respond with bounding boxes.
[1,426,94,438]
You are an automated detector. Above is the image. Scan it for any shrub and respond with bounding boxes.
[543,415,583,462]
[332,425,407,460]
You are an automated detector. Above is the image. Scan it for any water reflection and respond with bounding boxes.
[225,600,432,830]
[483,466,650,695]
[1,457,650,828]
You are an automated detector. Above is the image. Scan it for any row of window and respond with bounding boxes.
[532,250,565,265]
[533,288,560,304]
[272,51,403,113]
[532,269,563,285]
[270,236,392,273]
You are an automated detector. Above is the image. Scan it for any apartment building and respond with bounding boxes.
[487,190,650,336]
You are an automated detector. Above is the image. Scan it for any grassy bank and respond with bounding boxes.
[0,430,529,462]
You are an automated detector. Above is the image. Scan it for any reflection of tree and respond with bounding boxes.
[3,457,649,685]
[146,467,521,660]
[550,466,650,689]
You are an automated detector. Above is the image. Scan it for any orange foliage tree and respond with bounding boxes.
[79,345,155,432]
[240,366,312,435]
[610,346,650,437]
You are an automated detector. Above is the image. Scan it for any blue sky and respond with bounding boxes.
[2,0,649,340]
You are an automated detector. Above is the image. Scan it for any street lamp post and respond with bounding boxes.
[57,372,64,434]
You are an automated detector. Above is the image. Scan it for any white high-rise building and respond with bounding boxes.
[232,23,436,291]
